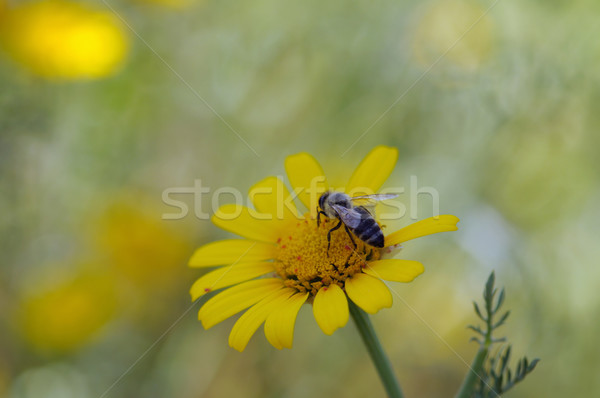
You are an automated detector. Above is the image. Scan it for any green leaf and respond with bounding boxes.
[493,288,505,314]
[467,325,485,336]
[528,358,540,372]
[484,272,495,301]
[492,311,511,330]
[500,346,511,373]
[473,301,485,321]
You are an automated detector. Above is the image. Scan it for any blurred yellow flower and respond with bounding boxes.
[413,0,494,71]
[0,0,129,79]
[95,200,192,290]
[18,271,117,353]
[189,146,459,351]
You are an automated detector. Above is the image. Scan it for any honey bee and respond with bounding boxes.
[317,191,397,251]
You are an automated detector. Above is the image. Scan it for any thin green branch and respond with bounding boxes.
[454,346,489,398]
[455,272,540,398]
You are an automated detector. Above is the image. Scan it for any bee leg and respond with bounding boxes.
[365,247,374,261]
[343,225,357,249]
[344,251,354,268]
[316,209,327,227]
[326,219,344,255]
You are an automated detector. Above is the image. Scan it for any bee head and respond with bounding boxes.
[318,191,330,211]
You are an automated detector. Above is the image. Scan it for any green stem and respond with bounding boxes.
[454,346,488,398]
[349,300,404,398]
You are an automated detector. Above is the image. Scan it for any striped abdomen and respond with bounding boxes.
[350,207,384,248]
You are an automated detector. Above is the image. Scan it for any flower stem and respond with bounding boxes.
[349,300,404,398]
[454,346,488,398]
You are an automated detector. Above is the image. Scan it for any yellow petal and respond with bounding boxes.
[385,215,460,247]
[190,262,275,300]
[345,273,392,314]
[312,284,349,335]
[228,288,295,352]
[363,259,424,283]
[249,176,298,221]
[212,204,286,243]
[264,292,308,349]
[189,240,277,267]
[198,278,283,329]
[346,146,398,195]
[284,152,328,213]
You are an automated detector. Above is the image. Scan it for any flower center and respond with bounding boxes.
[274,214,382,296]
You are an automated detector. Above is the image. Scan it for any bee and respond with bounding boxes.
[317,191,398,251]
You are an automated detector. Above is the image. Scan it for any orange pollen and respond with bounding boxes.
[274,213,382,296]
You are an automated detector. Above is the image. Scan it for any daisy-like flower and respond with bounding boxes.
[189,146,459,352]
[0,0,128,79]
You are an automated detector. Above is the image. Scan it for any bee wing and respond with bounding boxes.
[330,204,362,229]
[349,194,398,217]
[350,193,398,203]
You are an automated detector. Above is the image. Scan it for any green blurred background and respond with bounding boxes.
[1,0,599,397]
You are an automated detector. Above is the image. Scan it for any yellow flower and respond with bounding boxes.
[93,199,193,290]
[189,146,459,351]
[0,0,128,79]
[18,271,117,353]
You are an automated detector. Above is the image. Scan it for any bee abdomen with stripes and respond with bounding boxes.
[349,206,384,248]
